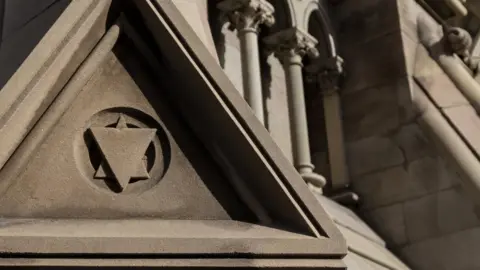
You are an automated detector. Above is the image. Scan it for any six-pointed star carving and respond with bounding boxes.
[90,115,157,191]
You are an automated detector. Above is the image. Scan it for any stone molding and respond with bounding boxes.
[264,27,319,65]
[217,0,275,33]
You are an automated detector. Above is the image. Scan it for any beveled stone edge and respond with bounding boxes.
[0,0,112,171]
[0,219,347,258]
[0,258,346,268]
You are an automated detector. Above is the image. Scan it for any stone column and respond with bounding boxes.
[217,0,275,124]
[306,56,358,204]
[264,28,326,190]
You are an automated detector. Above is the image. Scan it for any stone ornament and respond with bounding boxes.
[75,108,170,194]
[90,114,156,191]
[446,27,480,72]
[305,55,345,95]
[217,0,275,33]
[264,27,319,64]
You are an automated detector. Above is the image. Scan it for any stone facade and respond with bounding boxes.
[177,0,480,269]
[333,0,480,269]
[4,0,480,269]
[0,0,348,268]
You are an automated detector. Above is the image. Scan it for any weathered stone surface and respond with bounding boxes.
[316,195,385,246]
[346,136,404,176]
[342,79,410,141]
[352,157,458,209]
[171,0,218,61]
[401,227,480,270]
[0,45,252,219]
[397,0,420,42]
[343,251,391,270]
[444,105,480,158]
[340,31,407,94]
[363,203,408,247]
[353,166,409,209]
[402,33,418,76]
[408,157,459,191]
[414,44,470,108]
[338,225,411,270]
[334,0,400,45]
[265,55,293,162]
[404,187,480,243]
[392,123,431,162]
[222,27,244,96]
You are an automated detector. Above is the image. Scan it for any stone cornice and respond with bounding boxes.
[264,27,319,64]
[217,0,275,33]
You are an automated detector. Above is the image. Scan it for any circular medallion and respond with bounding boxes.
[74,107,170,194]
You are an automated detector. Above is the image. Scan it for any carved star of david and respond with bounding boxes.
[89,115,157,191]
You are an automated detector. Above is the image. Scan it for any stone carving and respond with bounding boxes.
[305,55,345,95]
[264,27,319,64]
[446,27,480,72]
[90,115,156,191]
[76,108,170,194]
[217,0,275,32]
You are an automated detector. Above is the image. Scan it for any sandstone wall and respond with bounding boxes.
[332,1,480,269]
[55,0,480,268]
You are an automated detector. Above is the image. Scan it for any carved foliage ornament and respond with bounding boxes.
[264,28,319,64]
[305,55,345,95]
[217,0,275,32]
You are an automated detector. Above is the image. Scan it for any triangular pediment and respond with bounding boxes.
[0,0,346,268]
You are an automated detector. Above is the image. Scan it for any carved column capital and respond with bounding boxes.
[305,55,344,95]
[264,28,319,65]
[217,0,275,33]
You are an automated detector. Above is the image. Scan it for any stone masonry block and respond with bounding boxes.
[334,0,400,46]
[408,157,459,192]
[352,156,458,209]
[342,81,405,141]
[363,203,408,247]
[414,44,469,109]
[397,0,420,42]
[346,136,404,176]
[401,227,480,270]
[340,31,407,94]
[443,105,480,159]
[392,123,432,162]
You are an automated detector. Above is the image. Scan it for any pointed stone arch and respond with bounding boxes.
[266,0,295,32]
[303,0,338,58]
